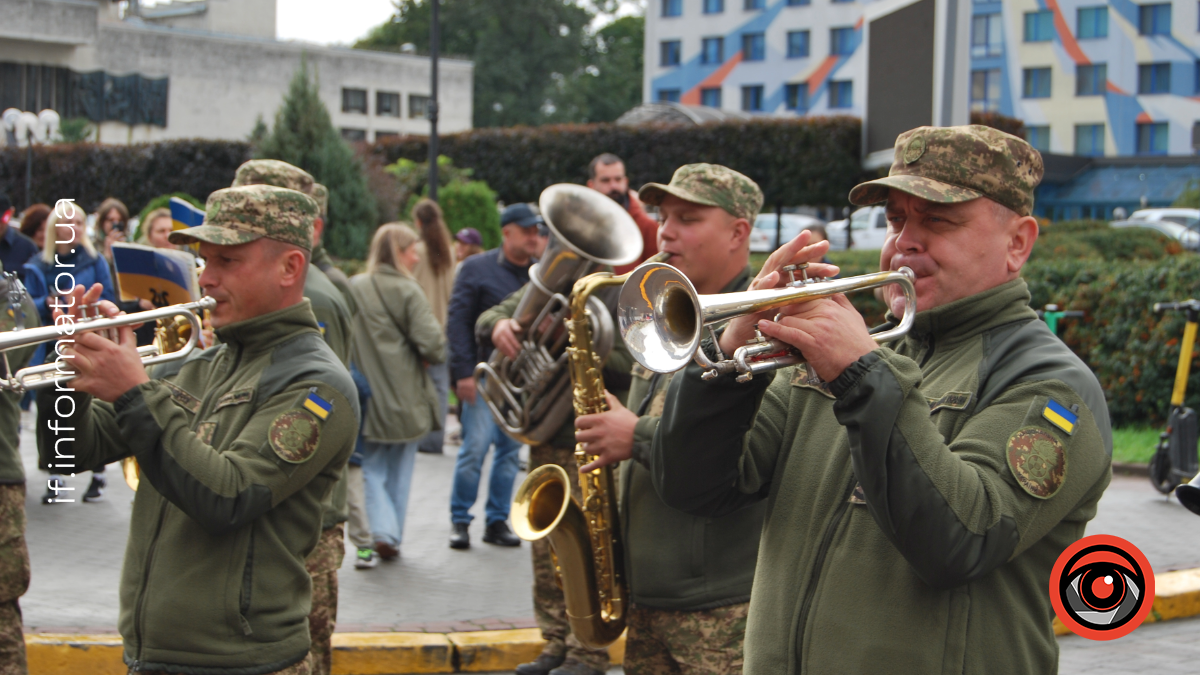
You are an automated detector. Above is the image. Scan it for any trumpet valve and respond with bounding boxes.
[781,263,811,287]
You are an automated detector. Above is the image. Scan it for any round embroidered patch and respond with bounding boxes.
[903,135,926,164]
[269,410,321,463]
[1007,426,1067,499]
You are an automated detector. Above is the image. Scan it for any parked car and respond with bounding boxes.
[749,214,826,252]
[1111,208,1200,251]
[827,206,888,251]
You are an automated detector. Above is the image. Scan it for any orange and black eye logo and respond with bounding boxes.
[1050,534,1155,640]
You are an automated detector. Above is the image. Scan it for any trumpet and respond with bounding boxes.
[619,262,917,382]
[0,296,216,393]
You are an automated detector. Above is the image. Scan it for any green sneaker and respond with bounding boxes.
[355,547,378,569]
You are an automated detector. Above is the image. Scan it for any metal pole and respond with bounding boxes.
[427,0,440,202]
[25,140,32,210]
[774,202,783,251]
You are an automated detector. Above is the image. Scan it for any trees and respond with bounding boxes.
[254,60,378,258]
[552,15,644,124]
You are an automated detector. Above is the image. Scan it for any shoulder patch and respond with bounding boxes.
[1042,398,1078,435]
[162,381,201,414]
[268,410,322,463]
[196,421,217,445]
[302,389,333,421]
[928,391,972,414]
[789,363,835,399]
[214,387,254,412]
[1007,426,1067,499]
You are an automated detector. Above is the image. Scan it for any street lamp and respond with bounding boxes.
[427,0,440,202]
[2,108,60,208]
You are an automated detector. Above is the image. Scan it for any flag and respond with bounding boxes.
[169,197,205,231]
[111,243,200,306]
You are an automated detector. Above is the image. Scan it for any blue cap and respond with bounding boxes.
[501,203,544,228]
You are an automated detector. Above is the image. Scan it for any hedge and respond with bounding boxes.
[370,117,869,207]
[0,140,251,215]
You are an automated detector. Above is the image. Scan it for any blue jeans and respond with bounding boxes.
[418,362,450,453]
[362,440,418,548]
[450,396,523,525]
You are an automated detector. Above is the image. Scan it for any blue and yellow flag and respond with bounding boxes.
[1042,399,1078,435]
[304,390,333,421]
[111,243,199,306]
[170,197,205,231]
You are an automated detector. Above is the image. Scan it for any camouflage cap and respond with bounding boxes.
[639,163,763,222]
[311,183,328,219]
[169,184,317,251]
[232,159,314,195]
[849,125,1044,217]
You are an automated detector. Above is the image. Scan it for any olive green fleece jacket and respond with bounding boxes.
[621,265,765,611]
[476,281,635,449]
[651,279,1112,675]
[312,245,356,315]
[37,300,359,675]
[0,275,37,484]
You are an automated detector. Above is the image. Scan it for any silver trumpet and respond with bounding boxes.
[619,262,917,382]
[0,296,216,393]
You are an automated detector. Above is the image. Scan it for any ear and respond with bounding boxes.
[312,217,325,247]
[279,248,308,289]
[1007,215,1039,273]
[586,178,596,189]
[729,216,751,250]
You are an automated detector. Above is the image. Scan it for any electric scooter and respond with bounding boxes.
[1149,300,1200,505]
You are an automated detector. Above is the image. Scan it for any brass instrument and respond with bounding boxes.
[475,184,643,445]
[510,263,659,649]
[619,262,917,381]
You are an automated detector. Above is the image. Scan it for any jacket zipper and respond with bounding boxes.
[793,481,853,671]
[919,334,937,368]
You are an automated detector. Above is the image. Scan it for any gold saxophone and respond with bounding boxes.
[511,253,667,649]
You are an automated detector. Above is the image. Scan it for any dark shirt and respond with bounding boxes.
[446,248,533,382]
[0,224,38,283]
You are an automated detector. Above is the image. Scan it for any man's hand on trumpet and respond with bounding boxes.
[53,283,148,403]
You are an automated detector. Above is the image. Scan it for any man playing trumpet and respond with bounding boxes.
[649,126,1111,674]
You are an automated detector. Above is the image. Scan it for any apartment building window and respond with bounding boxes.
[741,85,764,111]
[1137,122,1169,154]
[376,91,400,117]
[745,0,766,9]
[830,27,857,56]
[1026,126,1050,152]
[1076,63,1107,96]
[375,131,399,141]
[1075,124,1105,156]
[409,94,431,118]
[661,40,682,67]
[786,0,810,5]
[971,13,1003,57]
[340,128,366,142]
[1077,6,1108,39]
[1024,11,1054,42]
[342,88,367,114]
[785,83,809,111]
[970,69,1001,111]
[1023,68,1052,98]
[701,87,722,107]
[787,30,810,58]
[1138,63,1171,94]
[829,80,853,108]
[702,37,724,65]
[1138,3,1171,35]
[662,0,682,17]
[703,0,724,13]
[658,88,681,103]
[742,33,766,61]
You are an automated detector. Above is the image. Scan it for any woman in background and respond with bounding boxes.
[139,208,177,250]
[410,199,456,455]
[93,198,129,267]
[349,223,446,561]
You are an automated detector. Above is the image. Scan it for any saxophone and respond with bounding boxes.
[510,253,668,649]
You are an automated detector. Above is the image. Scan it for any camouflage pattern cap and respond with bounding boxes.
[849,125,1043,217]
[639,163,763,222]
[311,183,328,219]
[169,184,318,251]
[232,159,315,195]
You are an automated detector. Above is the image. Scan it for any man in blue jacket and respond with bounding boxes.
[446,203,542,549]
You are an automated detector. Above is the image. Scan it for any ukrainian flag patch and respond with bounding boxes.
[303,389,333,421]
[1042,399,1077,435]
[318,321,327,336]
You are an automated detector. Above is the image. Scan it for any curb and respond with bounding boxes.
[1111,461,1149,477]
[25,568,1198,674]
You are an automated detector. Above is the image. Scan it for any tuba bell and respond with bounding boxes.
[475,184,643,445]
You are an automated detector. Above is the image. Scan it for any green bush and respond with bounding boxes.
[404,180,502,250]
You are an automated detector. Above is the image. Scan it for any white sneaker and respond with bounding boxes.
[354,547,379,569]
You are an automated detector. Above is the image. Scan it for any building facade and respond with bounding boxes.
[0,0,473,144]
[645,0,1200,157]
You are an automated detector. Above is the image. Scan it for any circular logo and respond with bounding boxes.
[903,135,926,164]
[1050,534,1154,640]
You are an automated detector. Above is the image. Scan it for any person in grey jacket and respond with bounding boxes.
[349,223,446,560]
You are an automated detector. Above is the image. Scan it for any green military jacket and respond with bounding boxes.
[651,279,1112,675]
[312,245,356,315]
[621,266,765,611]
[476,281,635,449]
[39,300,358,674]
[0,272,38,484]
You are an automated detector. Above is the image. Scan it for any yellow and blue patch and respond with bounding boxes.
[1042,399,1077,435]
[303,389,333,421]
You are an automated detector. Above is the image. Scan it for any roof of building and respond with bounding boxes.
[1036,156,1200,206]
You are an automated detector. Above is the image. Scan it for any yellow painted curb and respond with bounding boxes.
[331,632,454,675]
[26,634,125,675]
[1054,567,1200,637]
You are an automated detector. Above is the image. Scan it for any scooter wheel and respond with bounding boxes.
[1149,442,1179,494]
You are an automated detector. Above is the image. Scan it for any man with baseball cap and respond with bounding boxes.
[39,184,358,675]
[649,126,1112,674]
[569,164,767,675]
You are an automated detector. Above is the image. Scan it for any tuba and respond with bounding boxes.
[475,184,643,445]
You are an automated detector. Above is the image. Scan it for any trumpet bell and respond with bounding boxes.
[618,262,702,374]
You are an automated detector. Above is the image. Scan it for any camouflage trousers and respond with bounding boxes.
[132,654,312,675]
[304,524,345,675]
[0,485,30,675]
[623,602,749,675]
[528,444,610,671]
